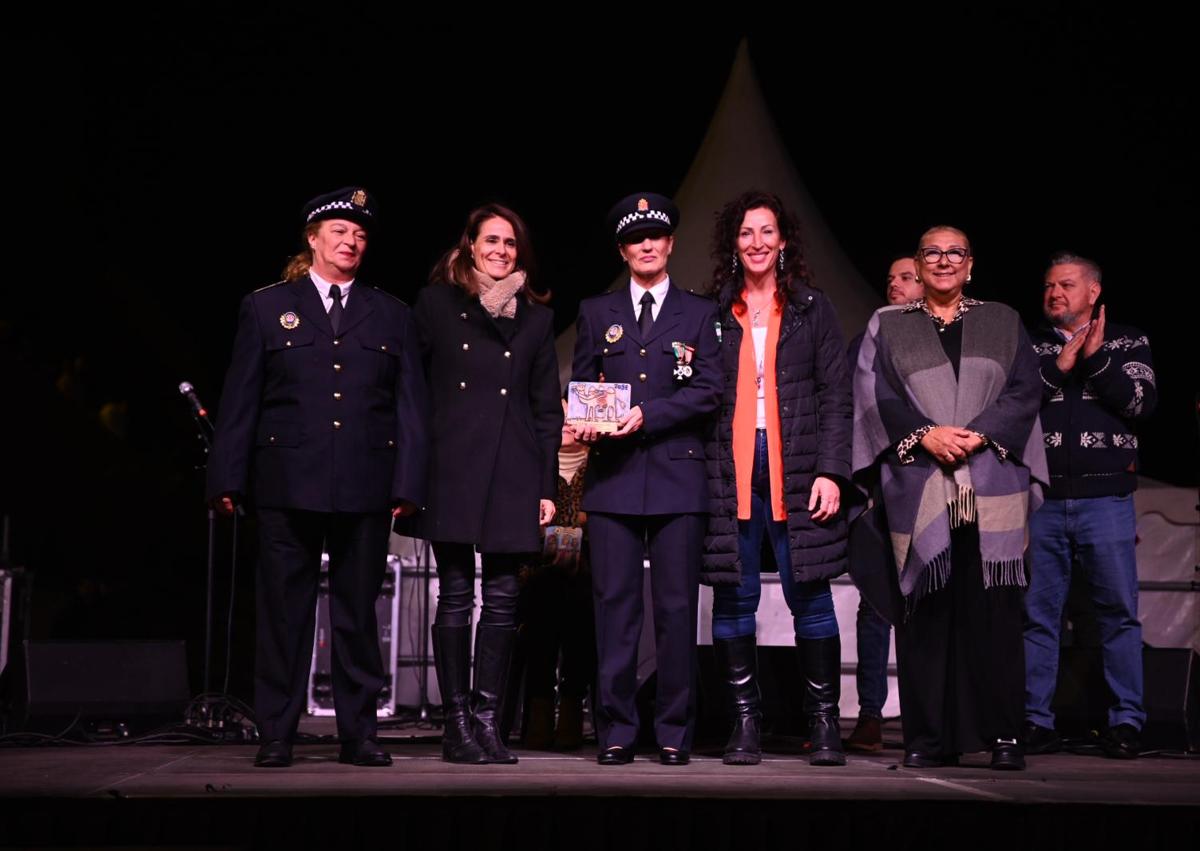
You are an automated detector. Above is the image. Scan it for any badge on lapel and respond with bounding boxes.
[605,324,623,343]
[279,311,300,330]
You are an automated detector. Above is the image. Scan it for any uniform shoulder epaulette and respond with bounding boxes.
[253,279,289,294]
[370,286,410,308]
[680,287,715,302]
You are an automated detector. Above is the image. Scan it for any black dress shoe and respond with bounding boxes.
[1022,721,1062,755]
[902,750,958,768]
[597,746,635,765]
[659,748,690,766]
[990,738,1026,771]
[254,739,293,768]
[338,737,393,767]
[1099,723,1141,760]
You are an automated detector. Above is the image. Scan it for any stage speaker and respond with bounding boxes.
[1,640,190,735]
[1142,647,1199,753]
[1052,645,1199,752]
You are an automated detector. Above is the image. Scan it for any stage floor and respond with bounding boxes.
[2,722,1196,805]
[1,720,1197,851]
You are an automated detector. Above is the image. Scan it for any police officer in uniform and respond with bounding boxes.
[207,187,428,767]
[570,193,722,765]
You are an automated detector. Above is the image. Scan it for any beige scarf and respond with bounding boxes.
[470,267,526,318]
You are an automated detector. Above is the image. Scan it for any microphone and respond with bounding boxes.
[179,381,211,423]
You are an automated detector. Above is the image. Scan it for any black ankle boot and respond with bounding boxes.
[472,624,519,764]
[714,634,762,765]
[433,625,487,764]
[797,635,846,766]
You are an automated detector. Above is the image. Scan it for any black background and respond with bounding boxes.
[2,11,1193,695]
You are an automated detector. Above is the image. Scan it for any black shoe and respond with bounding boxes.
[1100,723,1141,760]
[659,747,690,766]
[1022,721,1062,755]
[714,635,762,766]
[432,625,488,764]
[472,624,519,764]
[338,737,393,767]
[902,751,959,768]
[254,739,293,768]
[990,738,1026,771]
[597,745,635,765]
[797,636,846,766]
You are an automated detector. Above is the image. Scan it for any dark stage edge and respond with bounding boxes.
[1,727,1197,851]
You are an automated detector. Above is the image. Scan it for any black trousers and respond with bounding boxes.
[588,512,704,751]
[894,523,1025,756]
[254,509,391,743]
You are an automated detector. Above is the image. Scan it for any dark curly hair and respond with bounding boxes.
[707,190,813,315]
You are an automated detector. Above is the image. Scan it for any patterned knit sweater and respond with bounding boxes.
[1030,321,1156,499]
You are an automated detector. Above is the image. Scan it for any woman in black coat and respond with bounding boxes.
[415,204,562,764]
[702,190,852,766]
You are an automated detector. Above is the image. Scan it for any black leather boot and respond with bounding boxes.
[432,625,487,764]
[714,634,762,765]
[797,635,846,766]
[472,624,519,764]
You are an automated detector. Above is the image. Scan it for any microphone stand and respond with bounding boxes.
[186,402,218,696]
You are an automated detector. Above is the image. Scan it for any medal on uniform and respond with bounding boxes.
[605,324,623,343]
[672,341,695,381]
[279,311,300,330]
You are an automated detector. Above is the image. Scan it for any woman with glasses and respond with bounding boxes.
[851,225,1047,770]
[701,190,852,766]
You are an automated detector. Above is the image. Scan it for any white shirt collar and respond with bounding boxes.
[629,276,671,320]
[309,268,354,308]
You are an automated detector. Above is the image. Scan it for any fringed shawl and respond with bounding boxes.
[852,301,1048,612]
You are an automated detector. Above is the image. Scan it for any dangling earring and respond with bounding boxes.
[966,274,972,283]
[777,247,786,273]
[731,254,740,278]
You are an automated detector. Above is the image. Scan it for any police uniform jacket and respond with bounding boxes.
[206,276,428,513]
[571,284,722,515]
[413,282,562,553]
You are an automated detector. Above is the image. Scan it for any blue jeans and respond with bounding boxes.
[855,595,890,718]
[1023,495,1145,730]
[712,430,838,642]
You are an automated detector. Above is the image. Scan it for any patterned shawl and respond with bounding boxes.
[852,301,1048,610]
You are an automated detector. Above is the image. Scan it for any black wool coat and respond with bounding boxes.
[412,283,562,553]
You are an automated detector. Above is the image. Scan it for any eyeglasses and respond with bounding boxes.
[919,247,970,265]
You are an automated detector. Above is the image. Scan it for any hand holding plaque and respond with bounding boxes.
[566,381,632,434]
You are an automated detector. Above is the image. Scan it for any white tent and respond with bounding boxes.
[557,40,880,387]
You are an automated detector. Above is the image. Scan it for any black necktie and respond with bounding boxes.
[329,284,344,336]
[638,290,655,337]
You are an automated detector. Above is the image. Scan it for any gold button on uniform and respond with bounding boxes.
[333,363,342,372]
[285,340,292,348]
[639,348,646,356]
[333,420,342,429]
[459,381,467,390]
[387,439,395,447]
[460,313,468,319]
[500,388,508,396]
[463,343,470,351]
[268,436,276,443]
[333,392,342,400]
[639,373,647,382]
[380,344,388,351]
[504,351,511,358]
[333,340,340,347]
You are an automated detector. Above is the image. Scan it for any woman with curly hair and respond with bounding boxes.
[701,190,852,766]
